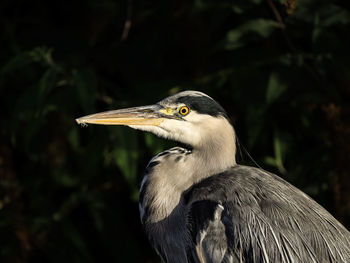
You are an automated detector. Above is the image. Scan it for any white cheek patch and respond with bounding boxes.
[128,111,230,150]
[159,119,201,146]
[184,112,212,123]
[128,125,171,139]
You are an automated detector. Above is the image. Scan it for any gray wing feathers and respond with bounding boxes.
[187,165,350,263]
[196,204,228,263]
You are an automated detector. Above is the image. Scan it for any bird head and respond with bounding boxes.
[76,91,234,150]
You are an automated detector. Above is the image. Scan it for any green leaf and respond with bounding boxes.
[273,132,287,174]
[68,127,80,151]
[88,204,104,231]
[264,156,277,167]
[111,128,139,197]
[321,5,350,27]
[1,47,56,75]
[266,72,287,104]
[263,132,287,175]
[53,173,79,187]
[63,222,93,263]
[73,68,97,112]
[1,52,34,74]
[246,106,266,149]
[37,68,57,108]
[145,133,165,155]
[224,19,280,50]
[312,13,322,42]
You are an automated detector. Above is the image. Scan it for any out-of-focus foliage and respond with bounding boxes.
[0,0,350,262]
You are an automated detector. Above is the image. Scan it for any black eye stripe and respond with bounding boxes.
[175,95,228,119]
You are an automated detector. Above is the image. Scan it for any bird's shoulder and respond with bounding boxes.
[184,165,350,263]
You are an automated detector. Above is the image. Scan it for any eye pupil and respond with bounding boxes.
[179,106,189,116]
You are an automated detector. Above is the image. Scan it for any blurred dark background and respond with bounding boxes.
[1,0,350,262]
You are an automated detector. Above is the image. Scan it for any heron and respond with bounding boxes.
[76,90,350,263]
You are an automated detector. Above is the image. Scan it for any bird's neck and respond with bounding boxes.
[191,117,237,178]
[141,118,236,223]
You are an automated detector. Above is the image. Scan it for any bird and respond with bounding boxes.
[76,90,350,263]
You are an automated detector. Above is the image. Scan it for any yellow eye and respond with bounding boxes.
[179,106,190,116]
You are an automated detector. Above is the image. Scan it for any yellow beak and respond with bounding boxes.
[76,105,169,126]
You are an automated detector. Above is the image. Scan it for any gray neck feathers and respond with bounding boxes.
[192,117,236,177]
[143,117,236,223]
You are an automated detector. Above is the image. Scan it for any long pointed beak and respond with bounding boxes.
[76,104,167,126]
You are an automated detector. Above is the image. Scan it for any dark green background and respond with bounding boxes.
[1,0,350,262]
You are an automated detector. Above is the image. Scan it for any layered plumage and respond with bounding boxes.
[76,90,350,263]
[140,153,350,263]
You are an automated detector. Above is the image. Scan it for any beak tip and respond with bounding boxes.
[76,118,87,126]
